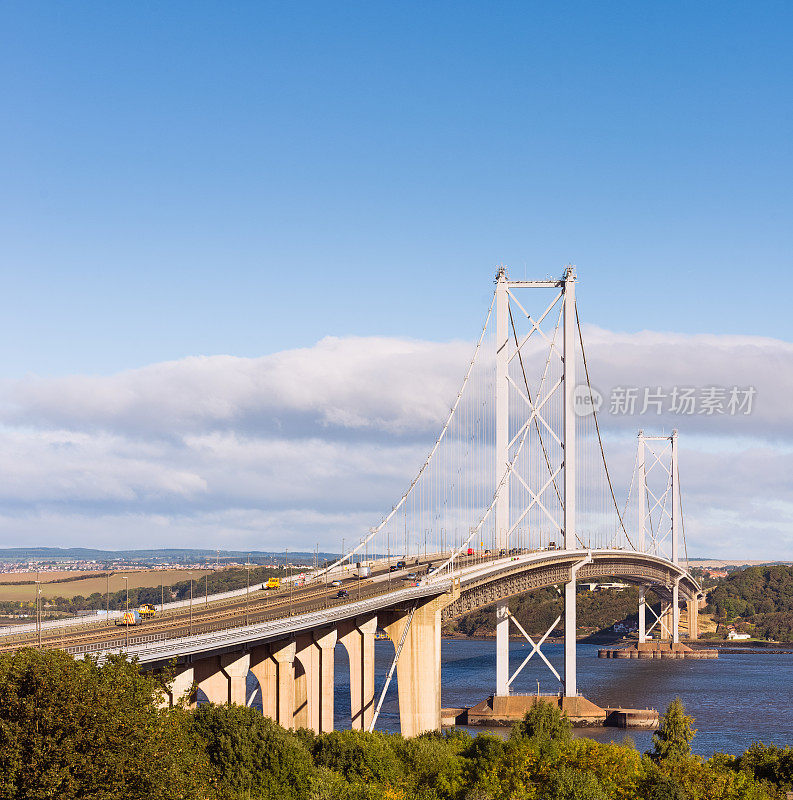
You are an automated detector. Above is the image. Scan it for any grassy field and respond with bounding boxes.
[0,569,213,601]
[0,571,86,583]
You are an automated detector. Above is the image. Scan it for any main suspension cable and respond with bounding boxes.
[575,305,637,551]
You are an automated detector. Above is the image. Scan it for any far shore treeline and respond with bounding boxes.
[0,648,790,799]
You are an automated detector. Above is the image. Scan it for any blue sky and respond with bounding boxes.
[1,2,791,376]
[0,3,791,556]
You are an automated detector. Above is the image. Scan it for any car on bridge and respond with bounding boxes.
[331,580,342,586]
[336,588,349,598]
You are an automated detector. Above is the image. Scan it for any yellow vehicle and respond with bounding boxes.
[265,577,280,590]
[116,611,139,626]
[138,604,156,619]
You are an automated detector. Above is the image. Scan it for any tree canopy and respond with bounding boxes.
[0,649,206,800]
[0,654,783,800]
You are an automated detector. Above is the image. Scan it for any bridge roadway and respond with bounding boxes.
[2,548,700,737]
[0,554,445,655]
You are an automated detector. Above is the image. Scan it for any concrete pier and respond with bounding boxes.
[382,596,446,737]
[449,694,658,729]
[598,641,717,659]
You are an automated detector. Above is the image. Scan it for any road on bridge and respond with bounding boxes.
[0,550,510,656]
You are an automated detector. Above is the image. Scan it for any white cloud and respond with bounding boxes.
[3,336,472,438]
[0,328,790,558]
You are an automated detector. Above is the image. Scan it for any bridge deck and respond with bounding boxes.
[0,549,698,662]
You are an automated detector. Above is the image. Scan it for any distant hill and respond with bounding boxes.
[0,547,336,564]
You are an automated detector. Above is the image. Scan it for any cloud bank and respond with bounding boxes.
[0,329,790,558]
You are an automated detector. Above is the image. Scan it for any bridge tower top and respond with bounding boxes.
[636,429,682,566]
[493,266,579,553]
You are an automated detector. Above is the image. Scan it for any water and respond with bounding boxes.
[239,638,793,755]
[331,639,793,756]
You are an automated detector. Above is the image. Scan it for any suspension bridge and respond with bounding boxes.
[0,267,702,736]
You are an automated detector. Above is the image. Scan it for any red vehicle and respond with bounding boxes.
[466,547,474,556]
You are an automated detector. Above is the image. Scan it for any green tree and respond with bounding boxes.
[311,729,405,785]
[0,648,205,800]
[510,700,572,744]
[190,703,315,800]
[650,698,697,762]
[544,766,608,800]
[735,742,793,793]
[638,759,689,800]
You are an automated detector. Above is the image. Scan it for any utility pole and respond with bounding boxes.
[106,572,110,620]
[205,574,208,606]
[189,578,193,635]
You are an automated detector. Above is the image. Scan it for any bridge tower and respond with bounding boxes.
[636,430,682,643]
[494,266,579,698]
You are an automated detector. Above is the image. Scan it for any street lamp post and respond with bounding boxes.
[189,578,193,635]
[288,552,293,616]
[123,576,129,649]
[245,556,250,626]
[35,580,41,649]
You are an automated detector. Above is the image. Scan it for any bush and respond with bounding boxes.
[190,703,315,800]
[0,649,205,800]
[311,729,405,785]
[510,700,572,744]
[735,741,793,792]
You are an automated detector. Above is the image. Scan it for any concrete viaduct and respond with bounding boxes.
[74,548,702,737]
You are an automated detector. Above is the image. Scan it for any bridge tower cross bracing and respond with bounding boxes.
[494,265,579,699]
[635,429,682,643]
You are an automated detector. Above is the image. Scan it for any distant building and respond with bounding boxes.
[727,630,751,640]
[702,569,728,579]
[585,581,629,592]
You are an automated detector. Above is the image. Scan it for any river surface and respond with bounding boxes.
[327,639,793,756]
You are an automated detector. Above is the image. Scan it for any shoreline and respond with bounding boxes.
[440,633,793,653]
